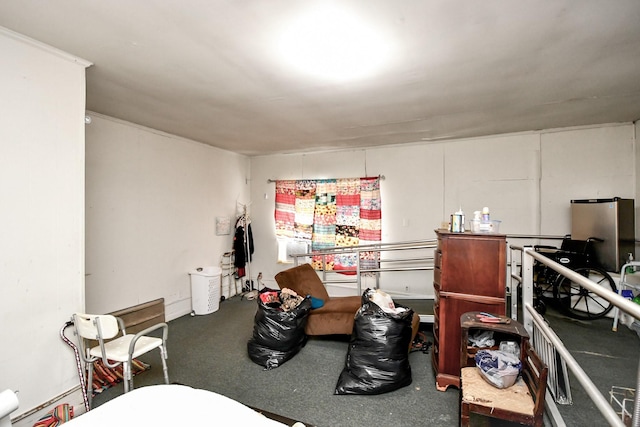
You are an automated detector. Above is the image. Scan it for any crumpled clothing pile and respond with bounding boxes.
[259,288,304,311]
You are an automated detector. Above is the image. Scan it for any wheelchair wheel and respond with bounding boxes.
[554,266,617,320]
[533,298,547,315]
[534,264,557,299]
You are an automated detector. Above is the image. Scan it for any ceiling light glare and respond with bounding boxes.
[277,5,393,82]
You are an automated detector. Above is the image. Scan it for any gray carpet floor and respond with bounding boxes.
[90,295,640,426]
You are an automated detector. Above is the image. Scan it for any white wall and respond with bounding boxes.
[250,123,636,296]
[85,114,250,319]
[540,125,635,234]
[0,28,89,420]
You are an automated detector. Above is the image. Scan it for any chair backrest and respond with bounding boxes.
[275,263,330,301]
[559,237,590,255]
[521,341,549,421]
[73,313,121,341]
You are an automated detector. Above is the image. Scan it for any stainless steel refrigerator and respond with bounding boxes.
[570,197,635,272]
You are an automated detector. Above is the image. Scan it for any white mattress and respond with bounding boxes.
[65,385,295,426]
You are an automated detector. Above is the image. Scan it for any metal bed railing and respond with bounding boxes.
[514,243,640,427]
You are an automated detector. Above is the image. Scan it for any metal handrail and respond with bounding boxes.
[515,245,640,427]
[524,248,640,321]
[289,239,437,296]
[524,302,624,427]
[290,239,437,259]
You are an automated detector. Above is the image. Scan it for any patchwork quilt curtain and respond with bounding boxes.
[311,179,336,270]
[274,177,381,272]
[334,178,361,273]
[358,177,382,271]
[274,180,296,238]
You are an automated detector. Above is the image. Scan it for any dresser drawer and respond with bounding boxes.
[433,267,442,288]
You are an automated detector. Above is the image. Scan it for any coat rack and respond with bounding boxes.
[235,202,257,299]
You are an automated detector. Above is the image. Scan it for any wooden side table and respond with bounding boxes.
[460,311,529,370]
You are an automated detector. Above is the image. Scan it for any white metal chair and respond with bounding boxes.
[72,313,169,408]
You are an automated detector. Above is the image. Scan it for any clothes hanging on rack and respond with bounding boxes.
[233,216,254,278]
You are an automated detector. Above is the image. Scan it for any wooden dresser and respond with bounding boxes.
[432,229,506,391]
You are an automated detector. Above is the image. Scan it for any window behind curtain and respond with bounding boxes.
[275,177,381,271]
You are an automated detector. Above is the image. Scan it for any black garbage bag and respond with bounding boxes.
[335,288,414,395]
[247,287,311,370]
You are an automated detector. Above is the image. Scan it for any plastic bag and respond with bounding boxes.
[335,288,414,395]
[247,288,311,369]
[475,349,522,389]
[468,330,495,348]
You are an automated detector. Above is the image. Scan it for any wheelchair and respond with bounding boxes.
[531,235,617,320]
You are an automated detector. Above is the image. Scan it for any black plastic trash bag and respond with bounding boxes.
[247,287,311,370]
[335,288,414,395]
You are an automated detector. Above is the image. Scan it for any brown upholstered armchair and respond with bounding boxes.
[275,263,361,335]
[274,263,420,342]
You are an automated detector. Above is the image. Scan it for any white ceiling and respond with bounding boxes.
[2,1,640,156]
